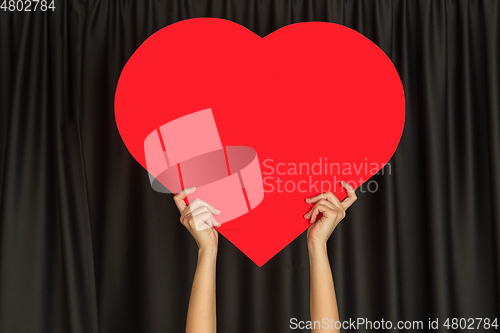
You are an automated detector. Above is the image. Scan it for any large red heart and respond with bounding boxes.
[114,18,405,266]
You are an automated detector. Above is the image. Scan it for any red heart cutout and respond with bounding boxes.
[114,18,405,266]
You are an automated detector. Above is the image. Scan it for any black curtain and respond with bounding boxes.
[1,1,499,332]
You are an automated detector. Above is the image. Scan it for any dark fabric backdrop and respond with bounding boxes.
[1,0,499,332]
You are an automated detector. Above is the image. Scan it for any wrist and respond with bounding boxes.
[198,246,218,261]
[307,240,327,255]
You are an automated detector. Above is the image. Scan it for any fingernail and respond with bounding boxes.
[215,209,221,215]
[303,213,308,218]
[305,198,311,202]
[184,187,196,195]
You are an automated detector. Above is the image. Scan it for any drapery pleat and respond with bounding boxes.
[0,1,98,332]
[1,1,499,332]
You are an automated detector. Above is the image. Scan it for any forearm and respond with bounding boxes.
[186,248,217,333]
[309,242,339,332]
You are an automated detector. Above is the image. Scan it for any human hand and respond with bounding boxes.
[304,181,357,247]
[173,187,221,252]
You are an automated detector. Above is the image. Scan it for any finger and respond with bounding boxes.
[193,211,220,231]
[305,191,342,209]
[173,187,196,213]
[207,214,221,229]
[312,204,344,224]
[340,181,357,210]
[189,198,221,215]
[303,198,335,219]
[316,214,331,226]
[310,203,331,224]
[180,197,221,222]
[210,214,222,229]
[180,210,193,227]
[190,205,213,218]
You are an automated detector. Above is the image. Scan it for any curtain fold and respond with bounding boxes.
[1,1,499,332]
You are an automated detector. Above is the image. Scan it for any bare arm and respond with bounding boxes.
[304,181,357,332]
[187,247,217,333]
[174,188,221,333]
[308,241,339,331]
